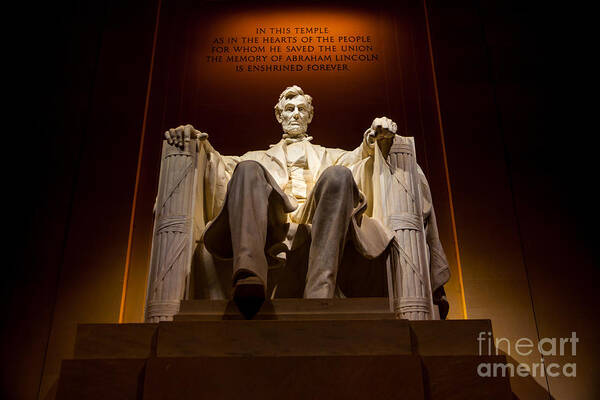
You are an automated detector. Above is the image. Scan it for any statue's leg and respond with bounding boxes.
[226,160,287,317]
[272,224,311,298]
[304,166,359,298]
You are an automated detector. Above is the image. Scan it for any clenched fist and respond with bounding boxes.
[366,117,397,158]
[369,116,397,139]
[164,124,208,149]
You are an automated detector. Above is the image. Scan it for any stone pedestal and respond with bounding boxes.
[175,297,396,321]
[144,355,424,400]
[56,298,512,399]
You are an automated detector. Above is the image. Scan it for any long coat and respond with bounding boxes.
[193,133,449,296]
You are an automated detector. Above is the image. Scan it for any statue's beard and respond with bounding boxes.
[282,124,308,138]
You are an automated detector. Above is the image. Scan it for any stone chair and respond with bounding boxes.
[144,136,441,322]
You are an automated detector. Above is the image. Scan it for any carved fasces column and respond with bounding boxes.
[144,140,198,322]
[386,137,435,320]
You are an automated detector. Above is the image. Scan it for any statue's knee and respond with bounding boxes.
[229,161,267,188]
[233,160,263,178]
[315,166,355,199]
[235,160,262,172]
[321,165,354,185]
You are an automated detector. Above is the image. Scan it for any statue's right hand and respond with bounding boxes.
[164,124,208,149]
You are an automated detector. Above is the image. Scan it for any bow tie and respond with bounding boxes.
[282,135,313,145]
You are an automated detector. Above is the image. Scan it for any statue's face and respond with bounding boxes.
[279,96,311,137]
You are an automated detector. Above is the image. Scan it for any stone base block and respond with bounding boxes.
[59,304,512,399]
[55,358,146,400]
[143,355,424,400]
[74,323,158,359]
[409,319,493,355]
[156,319,412,357]
[422,355,513,400]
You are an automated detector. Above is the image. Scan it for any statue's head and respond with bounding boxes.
[274,85,314,138]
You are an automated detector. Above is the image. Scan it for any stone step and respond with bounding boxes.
[55,355,513,400]
[156,319,412,357]
[74,323,157,359]
[143,355,425,400]
[410,319,493,356]
[73,318,493,359]
[56,358,146,400]
[62,313,510,399]
[174,297,395,321]
[422,355,513,400]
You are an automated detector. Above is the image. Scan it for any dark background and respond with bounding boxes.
[4,0,596,399]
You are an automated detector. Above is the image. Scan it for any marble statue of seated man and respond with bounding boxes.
[164,85,449,319]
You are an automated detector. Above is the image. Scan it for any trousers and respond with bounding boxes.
[225,160,360,298]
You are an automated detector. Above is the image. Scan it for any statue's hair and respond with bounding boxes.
[274,85,314,122]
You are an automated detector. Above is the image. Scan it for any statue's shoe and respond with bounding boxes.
[233,276,265,319]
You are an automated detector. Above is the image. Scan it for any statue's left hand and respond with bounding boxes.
[366,117,397,158]
[368,117,397,141]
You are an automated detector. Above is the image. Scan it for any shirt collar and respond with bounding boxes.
[281,134,313,145]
